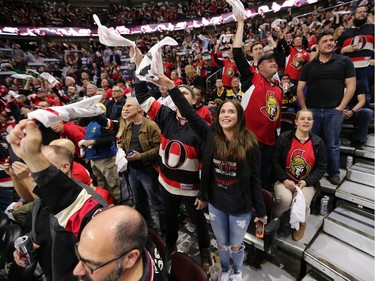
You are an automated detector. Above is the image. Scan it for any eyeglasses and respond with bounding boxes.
[74,243,130,274]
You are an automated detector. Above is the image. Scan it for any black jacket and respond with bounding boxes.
[272,130,327,189]
[169,87,266,217]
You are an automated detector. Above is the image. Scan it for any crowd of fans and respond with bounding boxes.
[0,0,373,280]
[0,0,345,28]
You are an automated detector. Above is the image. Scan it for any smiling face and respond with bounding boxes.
[295,110,313,134]
[218,101,238,132]
[258,58,278,79]
[121,98,141,121]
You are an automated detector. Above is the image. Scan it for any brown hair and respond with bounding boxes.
[214,100,258,161]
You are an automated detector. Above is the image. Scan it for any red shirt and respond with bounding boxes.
[195,105,212,125]
[62,122,86,157]
[105,88,113,99]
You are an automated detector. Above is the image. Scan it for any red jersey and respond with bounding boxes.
[286,138,315,183]
[241,70,282,146]
[221,60,238,88]
[285,47,309,81]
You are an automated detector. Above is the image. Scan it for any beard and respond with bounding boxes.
[353,18,367,27]
[78,262,124,281]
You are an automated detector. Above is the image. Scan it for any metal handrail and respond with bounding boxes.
[205,67,223,93]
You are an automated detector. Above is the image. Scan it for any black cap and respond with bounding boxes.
[257,53,277,67]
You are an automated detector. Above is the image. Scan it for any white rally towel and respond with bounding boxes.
[271,18,287,28]
[135,36,178,84]
[11,74,34,80]
[226,0,247,19]
[93,14,136,62]
[27,95,105,127]
[289,187,306,230]
[115,148,128,173]
[40,72,59,87]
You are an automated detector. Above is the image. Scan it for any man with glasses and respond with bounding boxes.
[104,85,126,126]
[74,205,167,281]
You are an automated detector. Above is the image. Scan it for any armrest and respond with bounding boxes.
[264,217,280,235]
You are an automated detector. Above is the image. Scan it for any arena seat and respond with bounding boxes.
[168,252,208,281]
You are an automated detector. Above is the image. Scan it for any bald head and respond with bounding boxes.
[42,145,73,175]
[82,206,147,252]
[50,138,75,156]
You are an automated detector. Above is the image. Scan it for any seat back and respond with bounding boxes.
[2,223,24,261]
[0,212,10,248]
[281,112,296,133]
[148,227,166,262]
[169,252,208,281]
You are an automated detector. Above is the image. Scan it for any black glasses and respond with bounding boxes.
[74,243,130,274]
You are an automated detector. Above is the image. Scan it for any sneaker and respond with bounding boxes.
[229,272,243,281]
[220,271,230,281]
[328,175,341,185]
[292,222,306,241]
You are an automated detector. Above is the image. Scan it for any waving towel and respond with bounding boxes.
[27,95,105,127]
[40,72,59,87]
[226,0,247,19]
[136,36,178,84]
[11,74,34,80]
[271,18,287,28]
[93,14,136,62]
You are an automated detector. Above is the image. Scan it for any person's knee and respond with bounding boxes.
[230,244,244,253]
[218,244,227,250]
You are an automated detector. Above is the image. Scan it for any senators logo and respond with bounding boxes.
[226,66,234,77]
[287,149,311,180]
[164,140,187,169]
[351,35,367,50]
[260,90,280,121]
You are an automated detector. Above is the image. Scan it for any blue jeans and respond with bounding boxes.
[208,204,251,274]
[351,108,374,142]
[310,108,343,176]
[128,166,166,233]
[356,66,374,105]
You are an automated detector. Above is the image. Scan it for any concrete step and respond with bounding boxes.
[323,205,374,256]
[366,134,374,148]
[276,214,323,258]
[304,233,374,281]
[354,145,375,160]
[320,169,346,194]
[346,162,374,186]
[335,180,374,210]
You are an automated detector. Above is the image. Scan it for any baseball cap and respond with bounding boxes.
[258,53,277,66]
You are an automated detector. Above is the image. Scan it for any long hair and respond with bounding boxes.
[213,100,258,162]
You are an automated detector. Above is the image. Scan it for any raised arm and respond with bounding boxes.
[232,15,253,90]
